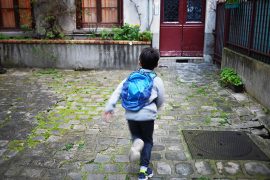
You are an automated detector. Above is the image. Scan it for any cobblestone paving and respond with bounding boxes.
[0,62,270,180]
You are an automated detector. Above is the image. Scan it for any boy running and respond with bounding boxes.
[104,47,165,180]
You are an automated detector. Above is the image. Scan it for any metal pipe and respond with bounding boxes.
[147,0,150,30]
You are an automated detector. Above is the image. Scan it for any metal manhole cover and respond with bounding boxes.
[182,130,270,160]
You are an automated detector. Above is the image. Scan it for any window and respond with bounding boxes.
[186,0,203,22]
[164,0,179,22]
[77,0,122,28]
[0,0,33,30]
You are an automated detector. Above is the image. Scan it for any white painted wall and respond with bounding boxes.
[124,0,217,59]
[204,0,217,62]
[150,0,161,49]
[123,0,161,49]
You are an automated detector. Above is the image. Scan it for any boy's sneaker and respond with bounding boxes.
[129,138,144,162]
[138,168,153,180]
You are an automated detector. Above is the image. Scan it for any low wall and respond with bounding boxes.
[222,48,270,109]
[0,40,150,70]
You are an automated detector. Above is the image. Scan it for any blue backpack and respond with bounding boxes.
[121,70,156,111]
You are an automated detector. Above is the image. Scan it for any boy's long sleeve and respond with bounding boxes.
[155,78,165,109]
[105,79,125,113]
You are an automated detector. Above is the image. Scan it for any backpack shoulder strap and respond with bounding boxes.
[137,68,157,79]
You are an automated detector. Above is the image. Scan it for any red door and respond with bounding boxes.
[160,0,206,57]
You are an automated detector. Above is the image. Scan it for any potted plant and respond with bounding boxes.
[220,68,244,93]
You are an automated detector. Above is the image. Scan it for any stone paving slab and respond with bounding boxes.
[0,63,269,180]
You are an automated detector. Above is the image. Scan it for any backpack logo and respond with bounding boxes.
[121,70,156,111]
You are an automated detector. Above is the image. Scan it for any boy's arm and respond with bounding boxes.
[104,79,126,113]
[155,78,165,109]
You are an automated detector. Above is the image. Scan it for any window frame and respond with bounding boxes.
[76,0,123,29]
[0,0,35,31]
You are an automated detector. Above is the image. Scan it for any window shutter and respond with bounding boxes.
[0,0,16,28]
[18,0,32,28]
[76,0,82,29]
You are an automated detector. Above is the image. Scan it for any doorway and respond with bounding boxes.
[160,0,206,57]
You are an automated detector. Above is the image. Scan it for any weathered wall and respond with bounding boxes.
[32,0,160,47]
[33,0,76,34]
[222,48,270,109]
[0,41,150,70]
[1,0,216,57]
[123,0,160,49]
[204,0,217,62]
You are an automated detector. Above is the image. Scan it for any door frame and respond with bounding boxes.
[158,0,208,58]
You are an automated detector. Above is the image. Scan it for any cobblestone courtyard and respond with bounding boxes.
[0,62,270,180]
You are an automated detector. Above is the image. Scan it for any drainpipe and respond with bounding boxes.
[0,61,7,74]
[0,46,6,74]
[147,0,149,30]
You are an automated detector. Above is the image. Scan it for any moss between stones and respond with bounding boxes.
[8,140,25,152]
[0,115,11,128]
[21,69,111,152]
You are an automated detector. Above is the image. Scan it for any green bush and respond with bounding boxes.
[100,29,112,40]
[220,68,243,86]
[112,23,140,40]
[0,33,11,40]
[139,31,152,41]
[100,23,152,41]
[0,33,29,40]
[43,15,65,39]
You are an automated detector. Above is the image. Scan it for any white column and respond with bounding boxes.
[150,0,161,49]
[204,0,217,62]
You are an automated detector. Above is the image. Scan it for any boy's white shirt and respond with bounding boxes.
[105,69,165,121]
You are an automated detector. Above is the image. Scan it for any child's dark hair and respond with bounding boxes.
[139,47,160,70]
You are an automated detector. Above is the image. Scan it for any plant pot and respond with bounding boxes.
[228,84,244,93]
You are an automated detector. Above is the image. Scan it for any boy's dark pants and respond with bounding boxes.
[127,120,154,167]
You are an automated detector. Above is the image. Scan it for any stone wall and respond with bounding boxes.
[0,40,150,70]
[221,48,270,109]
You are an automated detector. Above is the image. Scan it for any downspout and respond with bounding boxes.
[147,0,149,30]
[0,45,7,74]
[0,60,7,74]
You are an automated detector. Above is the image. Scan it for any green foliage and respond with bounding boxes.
[205,117,211,125]
[43,15,65,39]
[112,24,140,41]
[20,24,32,32]
[63,143,74,151]
[100,29,112,40]
[139,31,152,41]
[34,69,63,79]
[0,33,10,40]
[197,177,210,180]
[0,33,30,40]
[220,68,243,86]
[111,24,140,40]
[8,140,25,152]
[78,141,85,150]
[100,23,152,41]
[87,33,96,38]
[226,0,239,3]
[196,87,207,96]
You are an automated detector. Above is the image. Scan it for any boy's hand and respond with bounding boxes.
[103,111,113,123]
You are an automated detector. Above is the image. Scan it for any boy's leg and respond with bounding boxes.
[127,120,141,141]
[127,120,144,162]
[139,120,154,167]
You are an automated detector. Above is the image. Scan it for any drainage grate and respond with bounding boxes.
[176,59,189,63]
[182,130,270,161]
